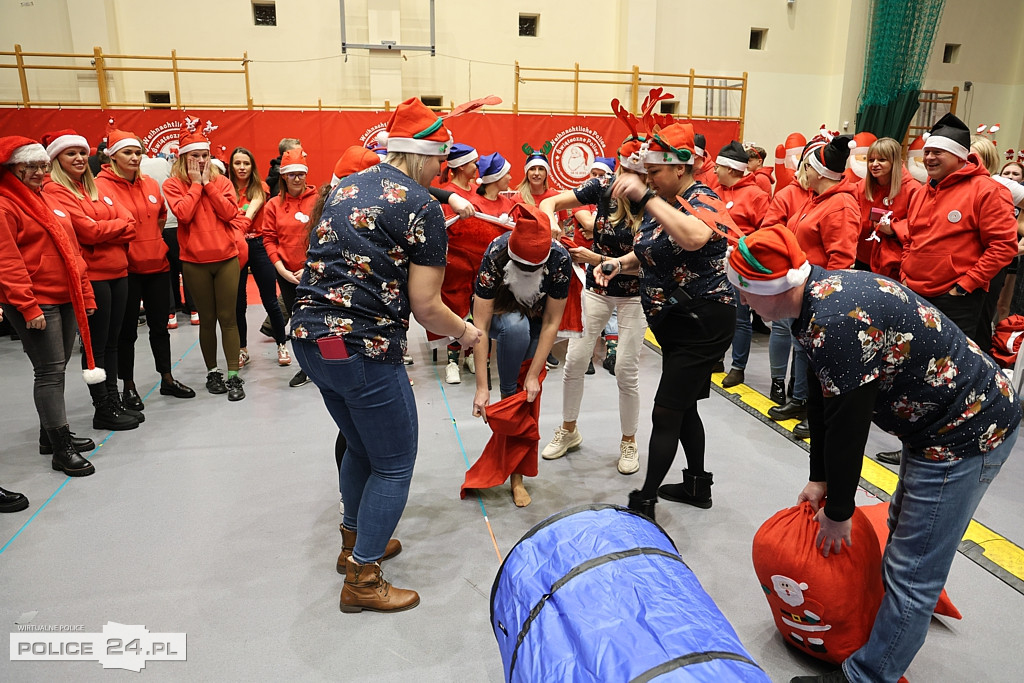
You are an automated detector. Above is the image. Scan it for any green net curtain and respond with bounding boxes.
[856,0,947,140]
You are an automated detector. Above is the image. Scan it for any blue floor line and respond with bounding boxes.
[0,337,200,557]
[432,365,490,519]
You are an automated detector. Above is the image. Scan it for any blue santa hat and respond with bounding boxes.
[446,143,478,168]
[476,152,512,185]
[589,156,617,175]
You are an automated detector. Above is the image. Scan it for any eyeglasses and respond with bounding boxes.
[18,163,50,174]
[283,172,306,179]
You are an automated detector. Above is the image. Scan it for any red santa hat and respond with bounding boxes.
[331,146,380,185]
[0,136,106,385]
[280,146,308,174]
[41,129,89,161]
[105,129,142,156]
[644,123,695,166]
[618,137,646,174]
[507,203,553,266]
[784,132,807,158]
[727,225,811,296]
[376,97,453,156]
[907,135,925,159]
[851,132,877,155]
[177,117,211,155]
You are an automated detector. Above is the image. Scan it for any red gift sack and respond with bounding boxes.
[860,501,962,620]
[752,502,884,665]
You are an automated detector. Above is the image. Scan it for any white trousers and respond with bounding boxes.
[561,289,647,436]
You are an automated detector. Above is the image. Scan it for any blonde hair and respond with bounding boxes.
[608,170,645,234]
[384,151,433,187]
[515,168,548,205]
[171,151,221,183]
[864,137,904,203]
[970,135,1000,174]
[49,158,98,201]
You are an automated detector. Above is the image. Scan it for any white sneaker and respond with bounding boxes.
[463,354,476,374]
[617,440,640,475]
[542,426,583,460]
[444,361,461,384]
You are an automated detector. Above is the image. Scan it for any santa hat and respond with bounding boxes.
[41,129,89,161]
[851,132,877,155]
[645,123,695,165]
[993,175,1024,208]
[693,133,707,159]
[331,146,380,186]
[177,118,210,156]
[618,137,646,174]
[446,143,478,169]
[507,203,552,266]
[376,97,453,156]
[0,136,106,385]
[785,132,807,160]
[522,142,552,172]
[280,146,308,174]
[808,135,855,180]
[476,152,512,185]
[923,113,971,160]
[726,225,811,296]
[907,135,926,160]
[589,156,617,175]
[715,141,749,173]
[105,129,142,156]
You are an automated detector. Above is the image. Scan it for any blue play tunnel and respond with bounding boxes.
[490,504,770,682]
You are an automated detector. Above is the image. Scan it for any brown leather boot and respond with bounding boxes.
[336,524,402,574]
[339,556,419,613]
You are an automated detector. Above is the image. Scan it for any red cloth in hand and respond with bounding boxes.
[460,361,547,498]
[556,234,584,336]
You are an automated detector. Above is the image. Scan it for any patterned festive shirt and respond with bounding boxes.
[795,266,1022,459]
[291,163,447,363]
[573,177,641,297]
[632,182,735,325]
[474,231,573,312]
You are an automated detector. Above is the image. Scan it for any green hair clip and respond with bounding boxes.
[737,236,773,274]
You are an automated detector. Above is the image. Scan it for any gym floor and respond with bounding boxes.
[2,302,1023,682]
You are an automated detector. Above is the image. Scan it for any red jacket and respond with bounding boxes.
[855,167,920,279]
[42,176,136,280]
[763,183,813,229]
[163,173,242,264]
[718,174,770,236]
[903,155,1019,297]
[233,181,270,239]
[0,185,95,320]
[787,177,859,269]
[95,167,169,275]
[752,166,774,195]
[262,185,317,271]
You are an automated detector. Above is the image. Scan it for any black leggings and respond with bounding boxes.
[120,271,173,383]
[641,404,706,497]
[84,277,128,400]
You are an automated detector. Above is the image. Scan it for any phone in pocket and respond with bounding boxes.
[316,335,349,360]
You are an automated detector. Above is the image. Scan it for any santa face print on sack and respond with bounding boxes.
[762,574,834,654]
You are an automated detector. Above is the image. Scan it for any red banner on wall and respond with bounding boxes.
[0,108,739,189]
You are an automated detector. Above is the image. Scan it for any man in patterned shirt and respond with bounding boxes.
[727,225,1021,683]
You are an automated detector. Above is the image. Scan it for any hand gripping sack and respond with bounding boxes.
[751,502,883,665]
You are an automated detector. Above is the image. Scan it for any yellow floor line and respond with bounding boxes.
[645,329,1024,586]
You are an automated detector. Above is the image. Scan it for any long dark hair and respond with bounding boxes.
[308,183,333,237]
[489,247,546,318]
[228,147,266,203]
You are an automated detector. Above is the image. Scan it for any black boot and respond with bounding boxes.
[658,469,714,509]
[114,393,145,423]
[45,425,96,477]
[627,489,657,521]
[767,398,807,421]
[769,378,786,404]
[0,486,30,513]
[39,426,94,455]
[92,394,140,431]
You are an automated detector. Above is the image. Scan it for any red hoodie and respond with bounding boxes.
[232,180,271,239]
[694,156,721,194]
[95,166,169,275]
[717,174,770,235]
[262,185,318,271]
[787,176,859,269]
[764,182,813,229]
[163,173,241,264]
[42,176,136,280]
[0,181,95,319]
[855,167,920,279]
[752,166,775,195]
[903,155,1018,297]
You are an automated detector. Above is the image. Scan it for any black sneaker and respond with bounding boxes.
[225,375,245,401]
[289,370,310,387]
[603,354,616,376]
[546,353,559,368]
[206,371,227,395]
[585,360,595,375]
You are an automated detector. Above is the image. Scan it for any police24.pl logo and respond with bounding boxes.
[549,126,607,190]
[11,622,186,672]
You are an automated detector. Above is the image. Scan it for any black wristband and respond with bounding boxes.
[635,189,656,212]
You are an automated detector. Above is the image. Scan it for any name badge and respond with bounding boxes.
[148,194,159,204]
[295,211,309,224]
[103,196,113,205]
[725,201,734,210]
[53,209,66,217]
[947,210,962,223]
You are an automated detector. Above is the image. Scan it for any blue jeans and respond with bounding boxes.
[768,319,791,380]
[844,427,1018,682]
[730,285,752,370]
[777,318,808,400]
[489,312,539,396]
[292,341,417,564]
